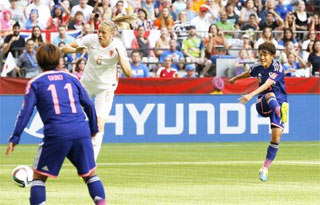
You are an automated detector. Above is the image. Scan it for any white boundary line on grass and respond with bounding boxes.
[1,161,319,167]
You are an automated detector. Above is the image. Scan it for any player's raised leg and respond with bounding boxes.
[30,173,47,205]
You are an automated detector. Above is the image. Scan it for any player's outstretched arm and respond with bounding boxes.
[238,79,274,104]
[61,41,86,54]
[229,70,251,84]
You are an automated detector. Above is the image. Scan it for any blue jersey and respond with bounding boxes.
[250,60,287,104]
[9,71,98,144]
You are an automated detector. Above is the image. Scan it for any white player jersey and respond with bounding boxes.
[76,34,127,89]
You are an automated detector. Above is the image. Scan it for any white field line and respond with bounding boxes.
[1,161,319,168]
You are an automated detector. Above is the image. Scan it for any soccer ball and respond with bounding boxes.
[12,165,33,188]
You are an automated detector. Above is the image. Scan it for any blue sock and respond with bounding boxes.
[267,97,280,117]
[30,180,46,205]
[86,175,106,205]
[263,142,280,169]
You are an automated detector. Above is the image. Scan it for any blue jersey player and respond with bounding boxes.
[5,44,106,205]
[229,42,289,182]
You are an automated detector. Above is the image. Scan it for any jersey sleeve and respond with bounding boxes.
[249,64,260,77]
[74,79,98,135]
[9,82,37,144]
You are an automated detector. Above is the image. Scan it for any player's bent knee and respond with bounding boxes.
[82,170,97,181]
[33,172,48,182]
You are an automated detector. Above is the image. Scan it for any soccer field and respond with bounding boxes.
[1,142,319,205]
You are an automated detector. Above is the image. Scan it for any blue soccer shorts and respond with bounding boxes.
[33,137,96,178]
[255,95,284,129]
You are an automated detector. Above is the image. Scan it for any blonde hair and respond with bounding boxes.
[100,14,137,32]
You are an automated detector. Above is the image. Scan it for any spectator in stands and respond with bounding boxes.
[95,0,112,21]
[229,0,243,16]
[1,9,15,33]
[29,25,45,48]
[173,0,186,16]
[77,23,92,38]
[280,41,298,64]
[154,7,175,30]
[174,11,190,46]
[158,0,178,21]
[310,14,320,40]
[259,11,284,31]
[25,0,51,28]
[183,64,196,78]
[203,24,228,75]
[8,0,26,27]
[216,10,235,39]
[183,25,212,77]
[47,4,70,31]
[88,9,103,30]
[240,14,259,39]
[307,40,320,76]
[184,0,197,23]
[239,0,258,25]
[15,39,40,78]
[278,28,298,49]
[259,0,276,24]
[156,56,178,78]
[235,49,251,75]
[2,22,25,60]
[284,12,296,33]
[275,0,292,20]
[142,0,156,21]
[112,0,126,19]
[73,58,86,80]
[225,3,239,28]
[56,57,69,72]
[303,40,314,62]
[302,29,317,61]
[68,11,84,31]
[128,0,141,8]
[53,24,75,46]
[135,8,153,30]
[129,51,149,77]
[131,25,155,58]
[160,39,184,70]
[70,0,93,23]
[190,4,215,33]
[254,27,279,51]
[25,9,46,30]
[155,28,170,57]
[282,52,307,77]
[204,0,220,22]
[292,0,311,41]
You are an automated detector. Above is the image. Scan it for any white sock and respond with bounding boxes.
[92,132,104,161]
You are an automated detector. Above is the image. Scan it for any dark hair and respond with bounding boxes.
[249,14,256,18]
[25,38,34,44]
[131,50,141,57]
[208,24,217,33]
[36,44,61,71]
[13,21,20,28]
[137,8,148,20]
[75,58,86,72]
[311,40,320,55]
[258,42,276,55]
[282,28,294,45]
[307,40,314,53]
[31,26,44,43]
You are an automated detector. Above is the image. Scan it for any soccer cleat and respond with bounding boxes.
[259,167,268,182]
[281,102,289,123]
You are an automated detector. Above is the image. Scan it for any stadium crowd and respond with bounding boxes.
[0,0,319,78]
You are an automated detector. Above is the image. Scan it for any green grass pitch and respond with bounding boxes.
[1,142,319,205]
